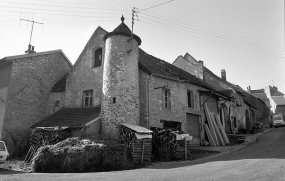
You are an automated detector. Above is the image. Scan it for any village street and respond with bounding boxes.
[1,127,285,181]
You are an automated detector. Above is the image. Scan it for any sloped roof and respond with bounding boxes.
[51,74,68,92]
[251,89,265,94]
[139,49,211,89]
[138,49,233,99]
[269,86,284,96]
[0,49,72,67]
[104,16,141,45]
[31,107,101,128]
[272,96,285,105]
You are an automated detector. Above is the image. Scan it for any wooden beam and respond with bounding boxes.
[204,104,219,146]
[214,114,230,144]
[211,113,225,146]
[204,124,216,146]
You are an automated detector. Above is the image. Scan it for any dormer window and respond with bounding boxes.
[94,48,102,68]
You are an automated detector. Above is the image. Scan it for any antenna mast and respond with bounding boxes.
[20,18,44,46]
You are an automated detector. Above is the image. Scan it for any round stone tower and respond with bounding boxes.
[101,16,142,139]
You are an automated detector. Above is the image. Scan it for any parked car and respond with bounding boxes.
[0,141,9,164]
[272,114,285,128]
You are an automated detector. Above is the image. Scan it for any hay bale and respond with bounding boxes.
[31,137,132,173]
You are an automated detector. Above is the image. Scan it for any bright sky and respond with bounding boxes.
[0,0,284,92]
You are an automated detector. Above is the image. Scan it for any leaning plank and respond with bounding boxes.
[214,114,230,144]
[204,104,219,146]
[210,114,225,146]
[204,124,216,147]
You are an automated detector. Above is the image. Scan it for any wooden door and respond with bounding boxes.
[186,113,200,146]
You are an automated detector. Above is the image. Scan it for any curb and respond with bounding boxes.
[148,128,272,168]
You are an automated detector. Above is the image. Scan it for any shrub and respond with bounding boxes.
[32,137,132,173]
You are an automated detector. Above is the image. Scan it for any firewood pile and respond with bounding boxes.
[204,104,230,147]
[24,128,70,163]
[120,125,152,165]
[173,140,192,160]
[151,128,177,161]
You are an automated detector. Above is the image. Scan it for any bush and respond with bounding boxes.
[31,137,133,173]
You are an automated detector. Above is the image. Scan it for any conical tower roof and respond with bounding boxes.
[104,16,141,46]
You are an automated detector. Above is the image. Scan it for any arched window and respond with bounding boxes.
[94,48,102,68]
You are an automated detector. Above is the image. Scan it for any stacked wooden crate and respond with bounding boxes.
[204,105,229,146]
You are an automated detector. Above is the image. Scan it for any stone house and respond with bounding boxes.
[248,87,271,126]
[265,85,285,117]
[0,48,72,155]
[32,17,231,148]
[173,53,261,134]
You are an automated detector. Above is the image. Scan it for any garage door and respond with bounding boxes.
[186,113,200,146]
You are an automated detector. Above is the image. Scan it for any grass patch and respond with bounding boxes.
[31,137,133,173]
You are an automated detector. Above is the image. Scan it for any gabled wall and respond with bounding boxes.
[2,52,71,156]
[173,53,203,80]
[0,62,12,141]
[65,27,107,108]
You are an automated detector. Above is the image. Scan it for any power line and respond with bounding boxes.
[137,19,283,58]
[138,0,174,12]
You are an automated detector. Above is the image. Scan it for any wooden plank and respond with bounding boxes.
[214,114,230,144]
[141,139,145,166]
[184,138,187,160]
[210,114,225,146]
[204,104,218,146]
[204,124,216,146]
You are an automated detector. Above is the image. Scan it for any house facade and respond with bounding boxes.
[173,52,262,134]
[0,49,72,155]
[265,85,285,117]
[32,17,230,148]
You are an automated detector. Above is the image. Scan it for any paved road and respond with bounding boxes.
[1,128,285,181]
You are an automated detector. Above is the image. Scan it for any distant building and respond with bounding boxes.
[265,85,285,116]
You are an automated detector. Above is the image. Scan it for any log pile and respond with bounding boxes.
[132,139,152,164]
[151,128,177,161]
[174,139,191,160]
[24,128,70,163]
[204,104,230,147]
[120,125,152,165]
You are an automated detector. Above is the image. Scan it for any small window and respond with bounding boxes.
[83,90,93,107]
[94,48,102,68]
[162,89,171,109]
[187,90,194,108]
[162,120,181,131]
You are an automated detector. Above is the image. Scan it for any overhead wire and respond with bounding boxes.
[137,18,283,59]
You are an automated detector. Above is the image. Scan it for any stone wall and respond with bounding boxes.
[139,69,150,128]
[148,75,203,132]
[172,54,203,80]
[65,27,106,108]
[101,36,140,139]
[0,62,12,140]
[2,52,71,156]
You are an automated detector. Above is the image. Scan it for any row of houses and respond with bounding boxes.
[0,16,282,156]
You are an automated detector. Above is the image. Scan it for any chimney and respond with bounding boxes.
[221,69,226,81]
[25,44,36,54]
[247,86,251,93]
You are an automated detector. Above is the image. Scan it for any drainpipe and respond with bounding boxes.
[147,74,152,129]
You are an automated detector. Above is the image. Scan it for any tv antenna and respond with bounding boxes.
[20,18,44,46]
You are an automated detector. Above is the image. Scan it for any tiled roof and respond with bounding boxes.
[121,123,152,133]
[269,86,284,96]
[31,107,101,128]
[51,74,68,92]
[272,96,285,105]
[251,89,265,94]
[139,49,212,90]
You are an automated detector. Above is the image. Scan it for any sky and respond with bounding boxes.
[0,0,284,92]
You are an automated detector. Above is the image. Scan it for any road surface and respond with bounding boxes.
[1,127,285,181]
